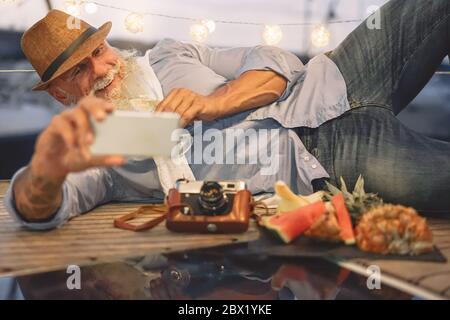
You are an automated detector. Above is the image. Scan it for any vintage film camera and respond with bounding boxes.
[165,180,252,233]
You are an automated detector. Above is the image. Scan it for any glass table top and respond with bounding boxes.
[1,245,416,300]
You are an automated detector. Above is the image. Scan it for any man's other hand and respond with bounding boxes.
[155,88,223,127]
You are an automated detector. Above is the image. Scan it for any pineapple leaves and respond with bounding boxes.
[339,176,352,199]
[354,175,366,196]
[324,175,384,223]
[325,180,341,195]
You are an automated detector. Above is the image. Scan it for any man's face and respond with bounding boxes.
[47,41,124,105]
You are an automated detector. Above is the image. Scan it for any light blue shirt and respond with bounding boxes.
[4,38,350,230]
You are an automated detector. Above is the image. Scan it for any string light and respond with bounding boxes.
[124,12,144,33]
[190,21,209,42]
[84,1,98,15]
[310,24,331,48]
[200,19,216,33]
[2,3,448,76]
[83,2,355,48]
[64,1,82,17]
[65,5,81,17]
[1,0,449,77]
[0,0,20,5]
[262,25,283,45]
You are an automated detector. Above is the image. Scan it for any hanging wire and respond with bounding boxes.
[90,1,363,26]
[0,70,35,73]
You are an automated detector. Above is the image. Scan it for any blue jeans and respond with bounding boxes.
[296,0,450,213]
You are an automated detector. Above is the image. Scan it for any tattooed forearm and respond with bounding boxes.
[13,166,63,222]
[209,70,287,117]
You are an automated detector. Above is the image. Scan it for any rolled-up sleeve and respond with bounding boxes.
[151,38,305,100]
[3,167,114,230]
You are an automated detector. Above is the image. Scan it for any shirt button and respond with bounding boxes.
[311,164,317,169]
[304,156,310,161]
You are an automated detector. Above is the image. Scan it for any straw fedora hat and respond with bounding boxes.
[21,9,112,91]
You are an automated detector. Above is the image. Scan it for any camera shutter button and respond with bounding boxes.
[206,223,218,233]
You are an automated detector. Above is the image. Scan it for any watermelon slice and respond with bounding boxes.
[263,200,327,243]
[331,193,355,245]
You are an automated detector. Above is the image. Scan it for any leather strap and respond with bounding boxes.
[114,205,167,232]
[113,203,193,232]
[41,26,97,82]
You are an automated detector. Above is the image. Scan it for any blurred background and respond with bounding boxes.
[0,0,449,179]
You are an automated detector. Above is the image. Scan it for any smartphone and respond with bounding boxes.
[90,110,181,157]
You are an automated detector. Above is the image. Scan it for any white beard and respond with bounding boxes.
[107,53,160,112]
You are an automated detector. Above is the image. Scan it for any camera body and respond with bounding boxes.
[166,180,252,234]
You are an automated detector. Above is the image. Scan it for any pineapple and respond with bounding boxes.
[355,204,433,255]
[324,176,433,255]
[304,202,342,242]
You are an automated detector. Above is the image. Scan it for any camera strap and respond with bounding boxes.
[113,203,195,232]
[113,204,168,232]
[113,200,272,232]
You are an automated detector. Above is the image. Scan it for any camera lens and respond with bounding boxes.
[198,181,228,215]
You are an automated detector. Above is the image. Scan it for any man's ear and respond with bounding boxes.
[46,85,70,105]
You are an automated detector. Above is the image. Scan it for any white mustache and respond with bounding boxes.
[92,62,121,93]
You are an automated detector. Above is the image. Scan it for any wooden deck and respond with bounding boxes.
[1,180,450,299]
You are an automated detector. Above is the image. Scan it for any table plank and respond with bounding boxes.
[0,181,259,277]
[0,180,9,196]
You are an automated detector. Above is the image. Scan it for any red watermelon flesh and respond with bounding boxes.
[263,200,327,243]
[332,193,355,245]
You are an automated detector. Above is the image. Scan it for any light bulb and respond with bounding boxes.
[190,22,209,42]
[0,0,18,5]
[262,25,283,46]
[84,2,98,15]
[64,1,81,17]
[1,0,24,5]
[125,12,144,34]
[200,19,216,33]
[311,24,331,48]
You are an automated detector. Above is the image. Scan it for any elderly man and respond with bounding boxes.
[4,0,450,230]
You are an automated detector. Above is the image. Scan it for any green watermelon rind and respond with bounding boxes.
[263,219,293,243]
[262,201,326,244]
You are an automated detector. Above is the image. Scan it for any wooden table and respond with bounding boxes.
[0,181,259,277]
[1,180,450,299]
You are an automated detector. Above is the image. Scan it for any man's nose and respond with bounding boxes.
[88,57,109,79]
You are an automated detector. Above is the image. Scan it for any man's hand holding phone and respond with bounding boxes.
[31,96,125,184]
[13,96,126,222]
